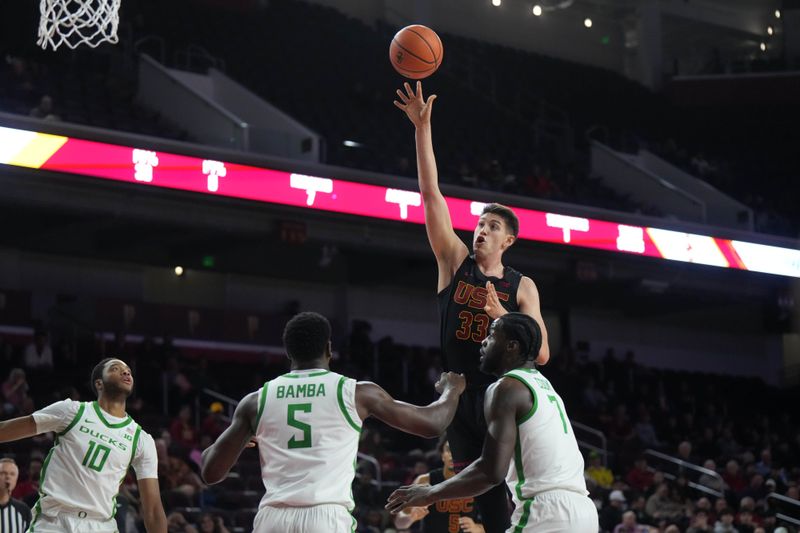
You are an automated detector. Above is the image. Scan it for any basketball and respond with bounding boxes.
[389,25,443,79]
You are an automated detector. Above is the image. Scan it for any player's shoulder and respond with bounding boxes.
[40,397,84,414]
[488,374,533,404]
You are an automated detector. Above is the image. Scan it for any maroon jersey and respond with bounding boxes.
[437,255,522,387]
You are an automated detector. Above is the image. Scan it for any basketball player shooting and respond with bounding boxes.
[394,81,550,532]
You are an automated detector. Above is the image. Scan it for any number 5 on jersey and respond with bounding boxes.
[287,403,312,449]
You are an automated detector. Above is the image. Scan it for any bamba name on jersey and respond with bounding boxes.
[276,383,327,399]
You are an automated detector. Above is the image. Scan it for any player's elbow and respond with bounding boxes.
[200,453,224,485]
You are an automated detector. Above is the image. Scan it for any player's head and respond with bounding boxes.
[0,458,19,493]
[91,358,134,399]
[479,312,541,375]
[473,203,519,257]
[282,312,332,365]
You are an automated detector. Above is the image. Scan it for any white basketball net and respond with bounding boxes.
[37,0,121,50]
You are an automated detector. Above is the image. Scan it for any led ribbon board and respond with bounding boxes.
[1,125,799,278]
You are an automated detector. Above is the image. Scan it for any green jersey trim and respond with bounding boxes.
[256,382,269,430]
[336,377,361,432]
[57,401,86,436]
[503,373,538,424]
[513,498,534,532]
[92,401,133,429]
[113,424,142,519]
[283,370,331,378]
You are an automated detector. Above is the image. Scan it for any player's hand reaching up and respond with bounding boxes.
[484,281,508,319]
[394,81,437,128]
[435,372,466,395]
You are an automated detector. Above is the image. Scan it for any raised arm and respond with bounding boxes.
[200,391,258,485]
[356,372,465,438]
[0,416,38,443]
[395,81,468,291]
[386,378,526,512]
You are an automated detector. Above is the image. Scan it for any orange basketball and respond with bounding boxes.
[389,25,443,79]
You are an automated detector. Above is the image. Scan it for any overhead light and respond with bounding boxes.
[174,266,184,276]
[767,26,774,36]
[532,5,542,16]
[492,0,501,6]
[584,18,593,28]
[760,42,767,52]
[342,140,362,148]
[775,9,781,19]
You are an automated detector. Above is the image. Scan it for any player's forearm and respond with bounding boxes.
[0,416,38,443]
[415,124,441,197]
[418,388,461,437]
[428,458,502,501]
[142,506,168,532]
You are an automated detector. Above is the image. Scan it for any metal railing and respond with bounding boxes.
[767,492,800,527]
[356,452,383,488]
[193,388,238,428]
[644,449,724,498]
[572,421,609,467]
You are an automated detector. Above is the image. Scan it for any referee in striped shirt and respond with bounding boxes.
[0,458,31,533]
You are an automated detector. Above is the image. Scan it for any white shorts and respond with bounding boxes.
[508,490,599,533]
[28,511,118,533]
[253,503,355,533]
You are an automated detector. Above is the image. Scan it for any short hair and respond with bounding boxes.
[481,203,519,238]
[90,358,116,397]
[496,312,542,361]
[0,457,17,466]
[282,312,331,362]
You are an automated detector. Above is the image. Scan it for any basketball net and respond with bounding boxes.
[37,0,121,50]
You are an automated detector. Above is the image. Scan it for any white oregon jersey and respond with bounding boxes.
[503,368,587,508]
[255,369,362,510]
[33,401,149,521]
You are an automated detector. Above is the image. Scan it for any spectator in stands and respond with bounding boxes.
[699,459,724,493]
[198,512,230,533]
[167,511,198,533]
[646,482,683,522]
[22,329,53,371]
[714,508,738,533]
[1,368,33,416]
[613,510,648,533]
[626,456,655,493]
[600,490,627,532]
[156,438,203,507]
[735,509,756,533]
[742,474,768,502]
[687,509,713,533]
[583,377,607,409]
[634,413,661,448]
[586,450,614,489]
[754,449,772,477]
[677,440,696,464]
[200,402,227,440]
[629,495,650,526]
[0,458,31,532]
[170,404,199,453]
[722,460,747,496]
[11,456,41,505]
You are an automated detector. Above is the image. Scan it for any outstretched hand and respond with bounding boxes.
[386,483,435,514]
[393,81,437,128]
[483,281,508,320]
